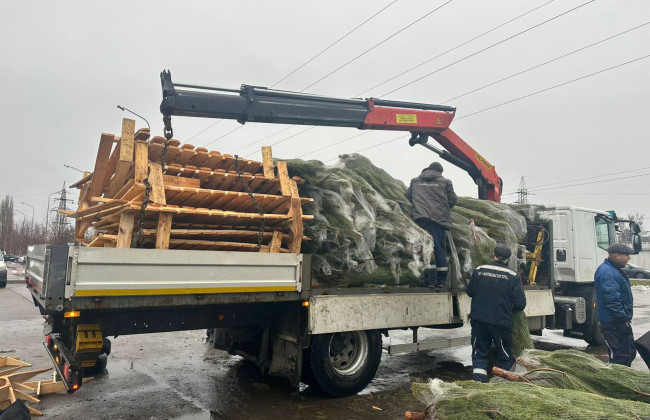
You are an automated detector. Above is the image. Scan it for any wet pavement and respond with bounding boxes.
[1,268,648,419]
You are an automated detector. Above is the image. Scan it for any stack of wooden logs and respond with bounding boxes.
[70,118,312,253]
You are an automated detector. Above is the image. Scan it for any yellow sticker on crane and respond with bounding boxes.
[396,114,417,124]
[475,152,493,169]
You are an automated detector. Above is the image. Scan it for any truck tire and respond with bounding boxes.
[305,330,382,397]
[83,353,108,376]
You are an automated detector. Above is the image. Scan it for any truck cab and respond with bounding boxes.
[541,206,641,344]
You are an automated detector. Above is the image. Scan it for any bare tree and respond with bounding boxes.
[0,195,14,252]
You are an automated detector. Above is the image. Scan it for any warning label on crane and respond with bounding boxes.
[475,152,493,169]
[396,114,417,124]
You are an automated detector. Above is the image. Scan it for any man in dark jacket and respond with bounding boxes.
[467,244,526,383]
[595,242,636,366]
[406,162,457,287]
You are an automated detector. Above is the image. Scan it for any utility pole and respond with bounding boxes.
[50,182,74,244]
[515,177,529,204]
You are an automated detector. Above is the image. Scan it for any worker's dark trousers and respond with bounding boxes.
[471,320,514,383]
[600,321,637,366]
[418,221,448,286]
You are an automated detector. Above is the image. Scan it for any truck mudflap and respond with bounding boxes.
[43,335,83,393]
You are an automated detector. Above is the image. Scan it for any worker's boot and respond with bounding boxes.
[435,269,448,288]
[424,268,437,287]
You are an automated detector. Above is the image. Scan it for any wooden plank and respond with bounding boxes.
[176,144,196,165]
[70,172,93,189]
[134,140,149,186]
[262,146,274,179]
[105,161,133,198]
[120,118,136,161]
[116,213,135,248]
[134,128,150,141]
[268,230,283,253]
[87,133,117,201]
[276,161,293,196]
[102,138,122,193]
[276,161,304,253]
[149,163,166,205]
[155,213,173,249]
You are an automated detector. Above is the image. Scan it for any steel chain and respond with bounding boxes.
[234,155,265,250]
[134,114,173,247]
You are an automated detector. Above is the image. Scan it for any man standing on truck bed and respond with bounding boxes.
[594,242,636,366]
[467,244,526,383]
[406,162,457,287]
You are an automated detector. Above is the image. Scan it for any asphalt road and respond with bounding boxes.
[1,266,648,419]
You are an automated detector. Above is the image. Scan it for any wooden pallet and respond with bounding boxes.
[70,119,311,253]
[0,357,93,416]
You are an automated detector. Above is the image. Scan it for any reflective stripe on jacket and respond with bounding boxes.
[467,261,526,328]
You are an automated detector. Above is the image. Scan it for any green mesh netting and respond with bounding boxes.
[285,154,544,288]
[411,379,650,420]
[515,349,650,403]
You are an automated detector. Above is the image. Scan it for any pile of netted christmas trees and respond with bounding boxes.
[286,154,541,288]
[409,349,650,419]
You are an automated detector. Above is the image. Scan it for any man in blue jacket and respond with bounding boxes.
[406,162,457,287]
[467,244,527,382]
[594,242,636,366]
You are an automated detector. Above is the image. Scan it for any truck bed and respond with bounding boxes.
[26,245,308,314]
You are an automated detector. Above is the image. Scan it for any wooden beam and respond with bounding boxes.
[262,146,274,179]
[268,230,283,253]
[120,118,136,161]
[155,213,173,249]
[149,163,167,205]
[276,161,293,196]
[134,140,149,186]
[116,213,135,248]
[87,133,116,200]
[163,175,200,189]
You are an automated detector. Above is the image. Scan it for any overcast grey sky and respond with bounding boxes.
[1,0,649,225]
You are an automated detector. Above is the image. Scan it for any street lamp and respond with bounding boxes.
[20,202,34,227]
[64,164,85,174]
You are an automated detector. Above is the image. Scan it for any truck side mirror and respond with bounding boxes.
[630,222,641,234]
[632,234,642,254]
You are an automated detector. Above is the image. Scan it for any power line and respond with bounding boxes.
[322,54,648,162]
[301,0,455,92]
[244,126,318,159]
[187,119,223,142]
[456,53,650,120]
[203,125,244,148]
[525,172,650,193]
[356,0,555,97]
[504,165,650,194]
[444,21,650,104]
[298,131,370,159]
[270,0,398,88]
[380,0,595,97]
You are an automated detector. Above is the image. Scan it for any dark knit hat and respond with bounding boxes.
[428,162,443,172]
[494,243,512,260]
[607,243,634,255]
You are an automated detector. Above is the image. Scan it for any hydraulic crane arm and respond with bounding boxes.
[160,70,502,202]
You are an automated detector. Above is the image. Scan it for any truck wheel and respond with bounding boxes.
[305,330,382,397]
[83,353,108,376]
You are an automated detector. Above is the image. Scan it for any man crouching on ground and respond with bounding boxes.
[467,244,526,382]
